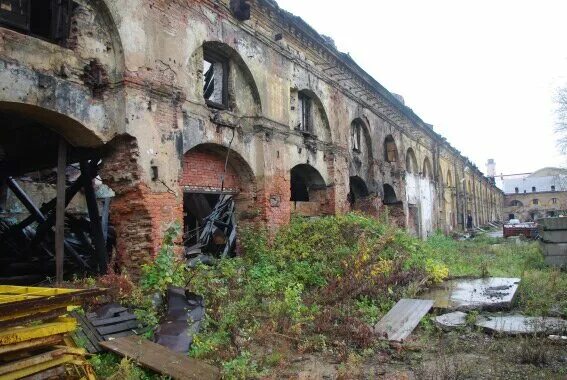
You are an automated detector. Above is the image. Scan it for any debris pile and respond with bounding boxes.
[0,160,113,284]
[185,194,236,265]
[0,285,105,379]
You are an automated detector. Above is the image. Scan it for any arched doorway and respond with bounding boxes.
[0,103,110,283]
[383,183,405,227]
[290,164,328,216]
[349,175,371,212]
[181,143,256,252]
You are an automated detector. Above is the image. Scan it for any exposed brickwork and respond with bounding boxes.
[180,150,242,192]
[100,136,182,276]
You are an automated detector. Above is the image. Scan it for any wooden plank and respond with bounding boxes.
[0,348,69,375]
[96,320,140,336]
[0,354,75,380]
[70,312,102,353]
[20,366,65,380]
[0,318,76,346]
[0,335,63,355]
[55,138,67,284]
[373,299,434,342]
[100,336,220,380]
[0,307,67,329]
[80,159,108,274]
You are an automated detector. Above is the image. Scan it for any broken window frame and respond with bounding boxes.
[0,0,72,44]
[203,49,229,110]
[297,92,312,133]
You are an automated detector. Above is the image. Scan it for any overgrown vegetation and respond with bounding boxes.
[186,214,448,378]
[89,218,567,379]
[425,232,567,316]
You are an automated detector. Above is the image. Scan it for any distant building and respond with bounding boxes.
[502,167,567,221]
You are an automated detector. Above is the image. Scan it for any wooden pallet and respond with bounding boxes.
[71,306,144,353]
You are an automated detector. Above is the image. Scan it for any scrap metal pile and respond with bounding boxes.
[185,194,237,266]
[0,159,113,284]
[0,285,105,379]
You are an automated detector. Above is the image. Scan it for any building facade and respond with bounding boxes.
[503,168,567,221]
[0,0,503,273]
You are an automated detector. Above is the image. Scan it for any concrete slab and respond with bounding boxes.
[434,311,468,331]
[476,315,567,335]
[420,277,521,311]
[373,299,434,342]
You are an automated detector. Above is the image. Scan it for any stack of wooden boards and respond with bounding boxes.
[0,285,104,379]
[71,303,145,353]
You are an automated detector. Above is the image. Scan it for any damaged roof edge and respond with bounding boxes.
[260,0,499,188]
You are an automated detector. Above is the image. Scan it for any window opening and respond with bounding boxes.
[352,121,361,152]
[533,199,539,205]
[203,51,229,109]
[297,92,312,133]
[0,0,71,42]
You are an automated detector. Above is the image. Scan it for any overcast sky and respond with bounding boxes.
[275,0,567,175]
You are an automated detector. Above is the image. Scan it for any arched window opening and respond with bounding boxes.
[406,148,418,174]
[422,157,432,179]
[297,91,313,133]
[351,120,362,152]
[290,164,326,202]
[203,48,229,109]
[509,200,523,207]
[384,135,398,163]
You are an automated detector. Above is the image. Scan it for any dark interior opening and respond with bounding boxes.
[29,0,52,38]
[0,107,110,284]
[183,192,220,246]
[383,184,398,205]
[290,164,325,202]
[349,176,369,205]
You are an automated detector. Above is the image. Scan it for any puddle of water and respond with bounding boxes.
[420,277,521,311]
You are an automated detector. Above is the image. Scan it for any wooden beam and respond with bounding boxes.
[55,137,67,284]
[80,160,107,274]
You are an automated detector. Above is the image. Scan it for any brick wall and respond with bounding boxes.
[180,149,242,192]
[100,136,182,276]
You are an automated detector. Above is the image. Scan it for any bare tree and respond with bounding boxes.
[555,86,567,154]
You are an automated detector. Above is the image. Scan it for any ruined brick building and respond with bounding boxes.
[0,0,503,274]
[502,168,567,222]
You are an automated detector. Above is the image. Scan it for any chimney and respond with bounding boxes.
[486,159,496,183]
